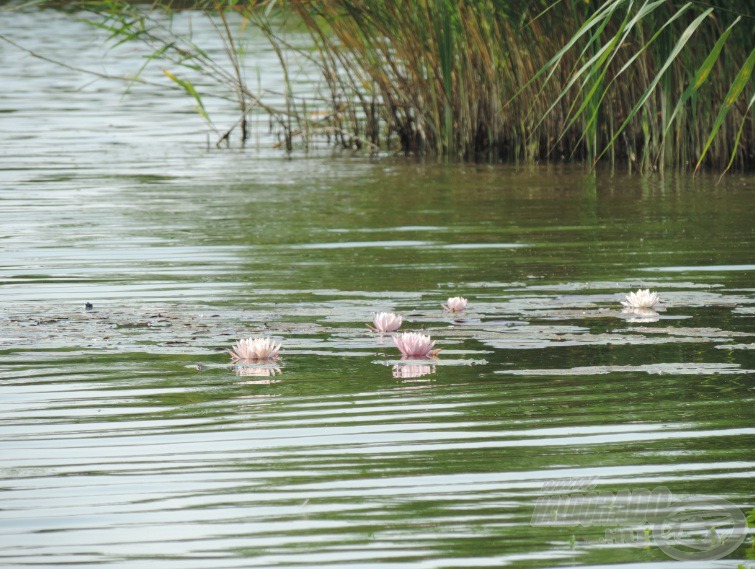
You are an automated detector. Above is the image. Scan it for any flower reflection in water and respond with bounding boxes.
[233,363,282,384]
[624,307,661,323]
[392,362,436,379]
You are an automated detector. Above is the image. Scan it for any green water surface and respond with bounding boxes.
[0,7,753,569]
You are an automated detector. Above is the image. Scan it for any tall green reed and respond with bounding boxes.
[20,0,754,171]
[293,0,753,171]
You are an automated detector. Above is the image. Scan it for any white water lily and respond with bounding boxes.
[621,289,663,311]
[393,331,440,358]
[367,312,403,333]
[229,336,281,362]
[442,296,468,313]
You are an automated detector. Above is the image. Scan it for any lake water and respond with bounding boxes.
[1,7,753,568]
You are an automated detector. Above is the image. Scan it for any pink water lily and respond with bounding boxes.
[229,336,281,362]
[367,312,403,333]
[392,331,440,358]
[442,296,468,313]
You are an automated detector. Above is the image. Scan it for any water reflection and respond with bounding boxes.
[392,363,437,379]
[233,363,282,378]
[622,307,661,323]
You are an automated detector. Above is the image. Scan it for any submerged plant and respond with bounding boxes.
[393,332,440,359]
[367,312,403,333]
[229,336,282,362]
[621,289,664,312]
[442,297,468,313]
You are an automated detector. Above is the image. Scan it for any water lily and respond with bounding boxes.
[621,289,663,311]
[442,296,468,313]
[393,331,440,358]
[229,336,281,362]
[367,311,403,333]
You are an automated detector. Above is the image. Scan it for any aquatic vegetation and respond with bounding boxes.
[621,289,663,311]
[624,308,661,323]
[291,0,753,171]
[43,0,752,171]
[229,336,281,362]
[367,312,402,333]
[442,297,468,313]
[393,332,440,359]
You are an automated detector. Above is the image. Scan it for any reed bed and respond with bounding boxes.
[291,0,754,172]
[27,0,755,171]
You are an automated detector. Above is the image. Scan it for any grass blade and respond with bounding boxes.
[696,47,755,173]
[163,69,211,122]
[593,5,711,164]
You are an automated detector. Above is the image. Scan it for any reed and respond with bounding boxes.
[31,0,754,171]
[292,0,753,172]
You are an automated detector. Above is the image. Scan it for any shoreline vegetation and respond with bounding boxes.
[9,0,755,173]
